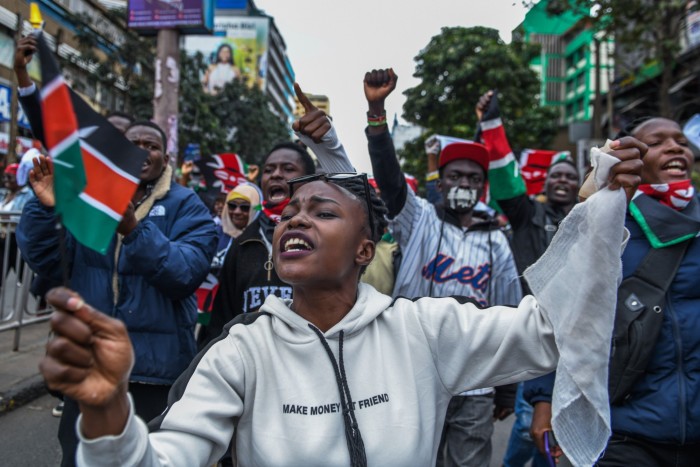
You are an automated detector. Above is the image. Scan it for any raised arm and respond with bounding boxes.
[475,91,535,231]
[16,156,67,281]
[14,35,46,145]
[363,68,407,218]
[292,83,354,173]
[41,288,134,440]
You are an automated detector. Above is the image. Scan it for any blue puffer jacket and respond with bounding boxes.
[525,207,700,444]
[17,181,217,385]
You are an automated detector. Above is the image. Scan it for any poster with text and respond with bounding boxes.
[129,0,202,29]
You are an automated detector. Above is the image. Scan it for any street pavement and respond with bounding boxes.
[0,393,61,466]
[0,319,52,414]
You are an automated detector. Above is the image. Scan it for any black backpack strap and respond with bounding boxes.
[608,237,692,404]
[632,239,691,290]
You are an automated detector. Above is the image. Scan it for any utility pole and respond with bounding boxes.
[7,13,22,165]
[153,29,180,172]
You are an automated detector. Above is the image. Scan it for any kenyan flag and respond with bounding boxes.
[37,32,147,254]
[520,149,571,196]
[478,93,527,201]
[37,32,85,216]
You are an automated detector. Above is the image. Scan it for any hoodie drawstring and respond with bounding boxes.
[309,325,367,467]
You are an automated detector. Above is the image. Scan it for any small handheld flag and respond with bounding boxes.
[36,30,148,254]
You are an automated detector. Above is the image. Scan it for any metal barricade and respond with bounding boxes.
[0,212,52,350]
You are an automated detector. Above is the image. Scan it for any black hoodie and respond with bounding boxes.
[198,214,292,348]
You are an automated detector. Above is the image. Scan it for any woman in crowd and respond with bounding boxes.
[213,183,262,271]
[0,163,33,213]
[203,43,240,95]
[41,136,641,465]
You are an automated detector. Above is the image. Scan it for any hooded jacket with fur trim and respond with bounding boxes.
[76,283,558,466]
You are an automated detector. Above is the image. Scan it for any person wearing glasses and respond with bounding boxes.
[213,183,262,270]
[41,146,642,465]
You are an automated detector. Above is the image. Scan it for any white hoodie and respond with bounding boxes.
[77,283,558,467]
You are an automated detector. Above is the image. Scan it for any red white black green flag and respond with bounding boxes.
[37,31,147,254]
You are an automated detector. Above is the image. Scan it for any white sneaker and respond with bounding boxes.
[52,402,64,417]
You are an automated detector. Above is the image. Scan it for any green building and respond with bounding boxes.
[518,0,614,125]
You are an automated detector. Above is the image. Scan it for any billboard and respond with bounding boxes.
[127,0,214,33]
[0,84,32,130]
[216,0,248,8]
[184,16,270,94]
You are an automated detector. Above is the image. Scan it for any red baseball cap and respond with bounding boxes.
[438,142,489,175]
[4,163,19,176]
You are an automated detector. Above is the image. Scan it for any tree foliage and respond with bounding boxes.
[178,52,290,166]
[59,10,290,166]
[400,26,559,178]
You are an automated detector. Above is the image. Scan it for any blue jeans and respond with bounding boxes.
[503,383,550,467]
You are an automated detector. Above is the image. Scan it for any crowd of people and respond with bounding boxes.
[4,30,699,467]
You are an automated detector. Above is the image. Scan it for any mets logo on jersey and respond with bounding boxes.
[421,254,491,291]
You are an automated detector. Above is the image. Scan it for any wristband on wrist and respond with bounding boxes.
[367,110,387,127]
[426,171,439,182]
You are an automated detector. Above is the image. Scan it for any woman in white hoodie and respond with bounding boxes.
[40,160,642,467]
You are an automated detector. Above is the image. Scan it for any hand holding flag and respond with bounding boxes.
[476,91,527,201]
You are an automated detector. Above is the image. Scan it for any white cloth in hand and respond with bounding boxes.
[524,148,626,466]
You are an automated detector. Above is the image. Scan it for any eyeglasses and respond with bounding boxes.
[287,172,375,238]
[227,203,251,212]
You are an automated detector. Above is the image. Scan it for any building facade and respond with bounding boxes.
[0,0,132,157]
[517,0,614,127]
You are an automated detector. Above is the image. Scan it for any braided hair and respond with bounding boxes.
[331,177,389,244]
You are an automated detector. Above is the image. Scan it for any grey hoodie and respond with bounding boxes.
[77,283,557,466]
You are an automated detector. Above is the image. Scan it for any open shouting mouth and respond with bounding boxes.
[279,231,315,258]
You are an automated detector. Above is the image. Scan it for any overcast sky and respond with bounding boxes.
[255,0,530,172]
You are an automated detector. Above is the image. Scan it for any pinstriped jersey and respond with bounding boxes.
[390,190,522,308]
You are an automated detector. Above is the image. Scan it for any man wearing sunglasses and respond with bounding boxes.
[363,68,522,467]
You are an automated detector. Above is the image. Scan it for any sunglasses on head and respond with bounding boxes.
[227,202,251,212]
[286,172,375,238]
